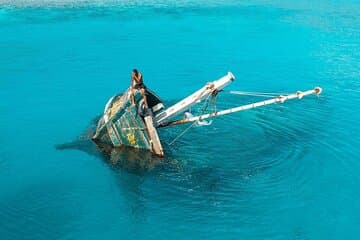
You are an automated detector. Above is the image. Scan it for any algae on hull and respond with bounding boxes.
[92,87,165,156]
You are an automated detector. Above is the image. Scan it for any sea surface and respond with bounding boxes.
[1,1,360,239]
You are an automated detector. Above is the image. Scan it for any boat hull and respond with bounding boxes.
[92,89,164,156]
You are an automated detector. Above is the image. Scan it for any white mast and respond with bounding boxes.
[158,87,322,128]
[154,72,235,125]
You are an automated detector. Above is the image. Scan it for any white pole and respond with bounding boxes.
[158,87,322,128]
[154,72,235,125]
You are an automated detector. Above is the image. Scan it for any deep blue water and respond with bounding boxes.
[1,1,360,239]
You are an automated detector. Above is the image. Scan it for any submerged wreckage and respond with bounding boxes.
[92,72,322,157]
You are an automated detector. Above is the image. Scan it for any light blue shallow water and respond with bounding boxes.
[1,1,360,239]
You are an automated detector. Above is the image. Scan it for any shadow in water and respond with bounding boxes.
[55,116,163,174]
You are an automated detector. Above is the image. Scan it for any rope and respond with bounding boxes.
[168,94,214,146]
[230,90,292,95]
[168,121,197,146]
[229,90,292,98]
[211,92,218,113]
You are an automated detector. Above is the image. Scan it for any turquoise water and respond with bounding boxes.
[1,1,360,239]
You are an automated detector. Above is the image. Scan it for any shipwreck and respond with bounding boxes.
[92,72,322,157]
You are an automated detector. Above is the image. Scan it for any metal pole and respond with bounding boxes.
[158,87,322,128]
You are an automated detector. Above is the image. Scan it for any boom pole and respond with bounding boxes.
[154,72,235,126]
[158,87,322,128]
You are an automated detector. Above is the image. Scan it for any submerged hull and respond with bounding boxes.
[92,88,164,156]
[92,73,235,157]
[91,72,320,157]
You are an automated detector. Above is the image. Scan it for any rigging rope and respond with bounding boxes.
[168,94,215,146]
[229,90,292,98]
[168,121,197,146]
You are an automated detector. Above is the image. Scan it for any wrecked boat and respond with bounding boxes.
[92,72,322,157]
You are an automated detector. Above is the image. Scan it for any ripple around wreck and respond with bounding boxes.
[1,1,360,239]
[52,77,333,238]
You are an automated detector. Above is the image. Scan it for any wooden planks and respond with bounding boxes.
[144,116,164,157]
